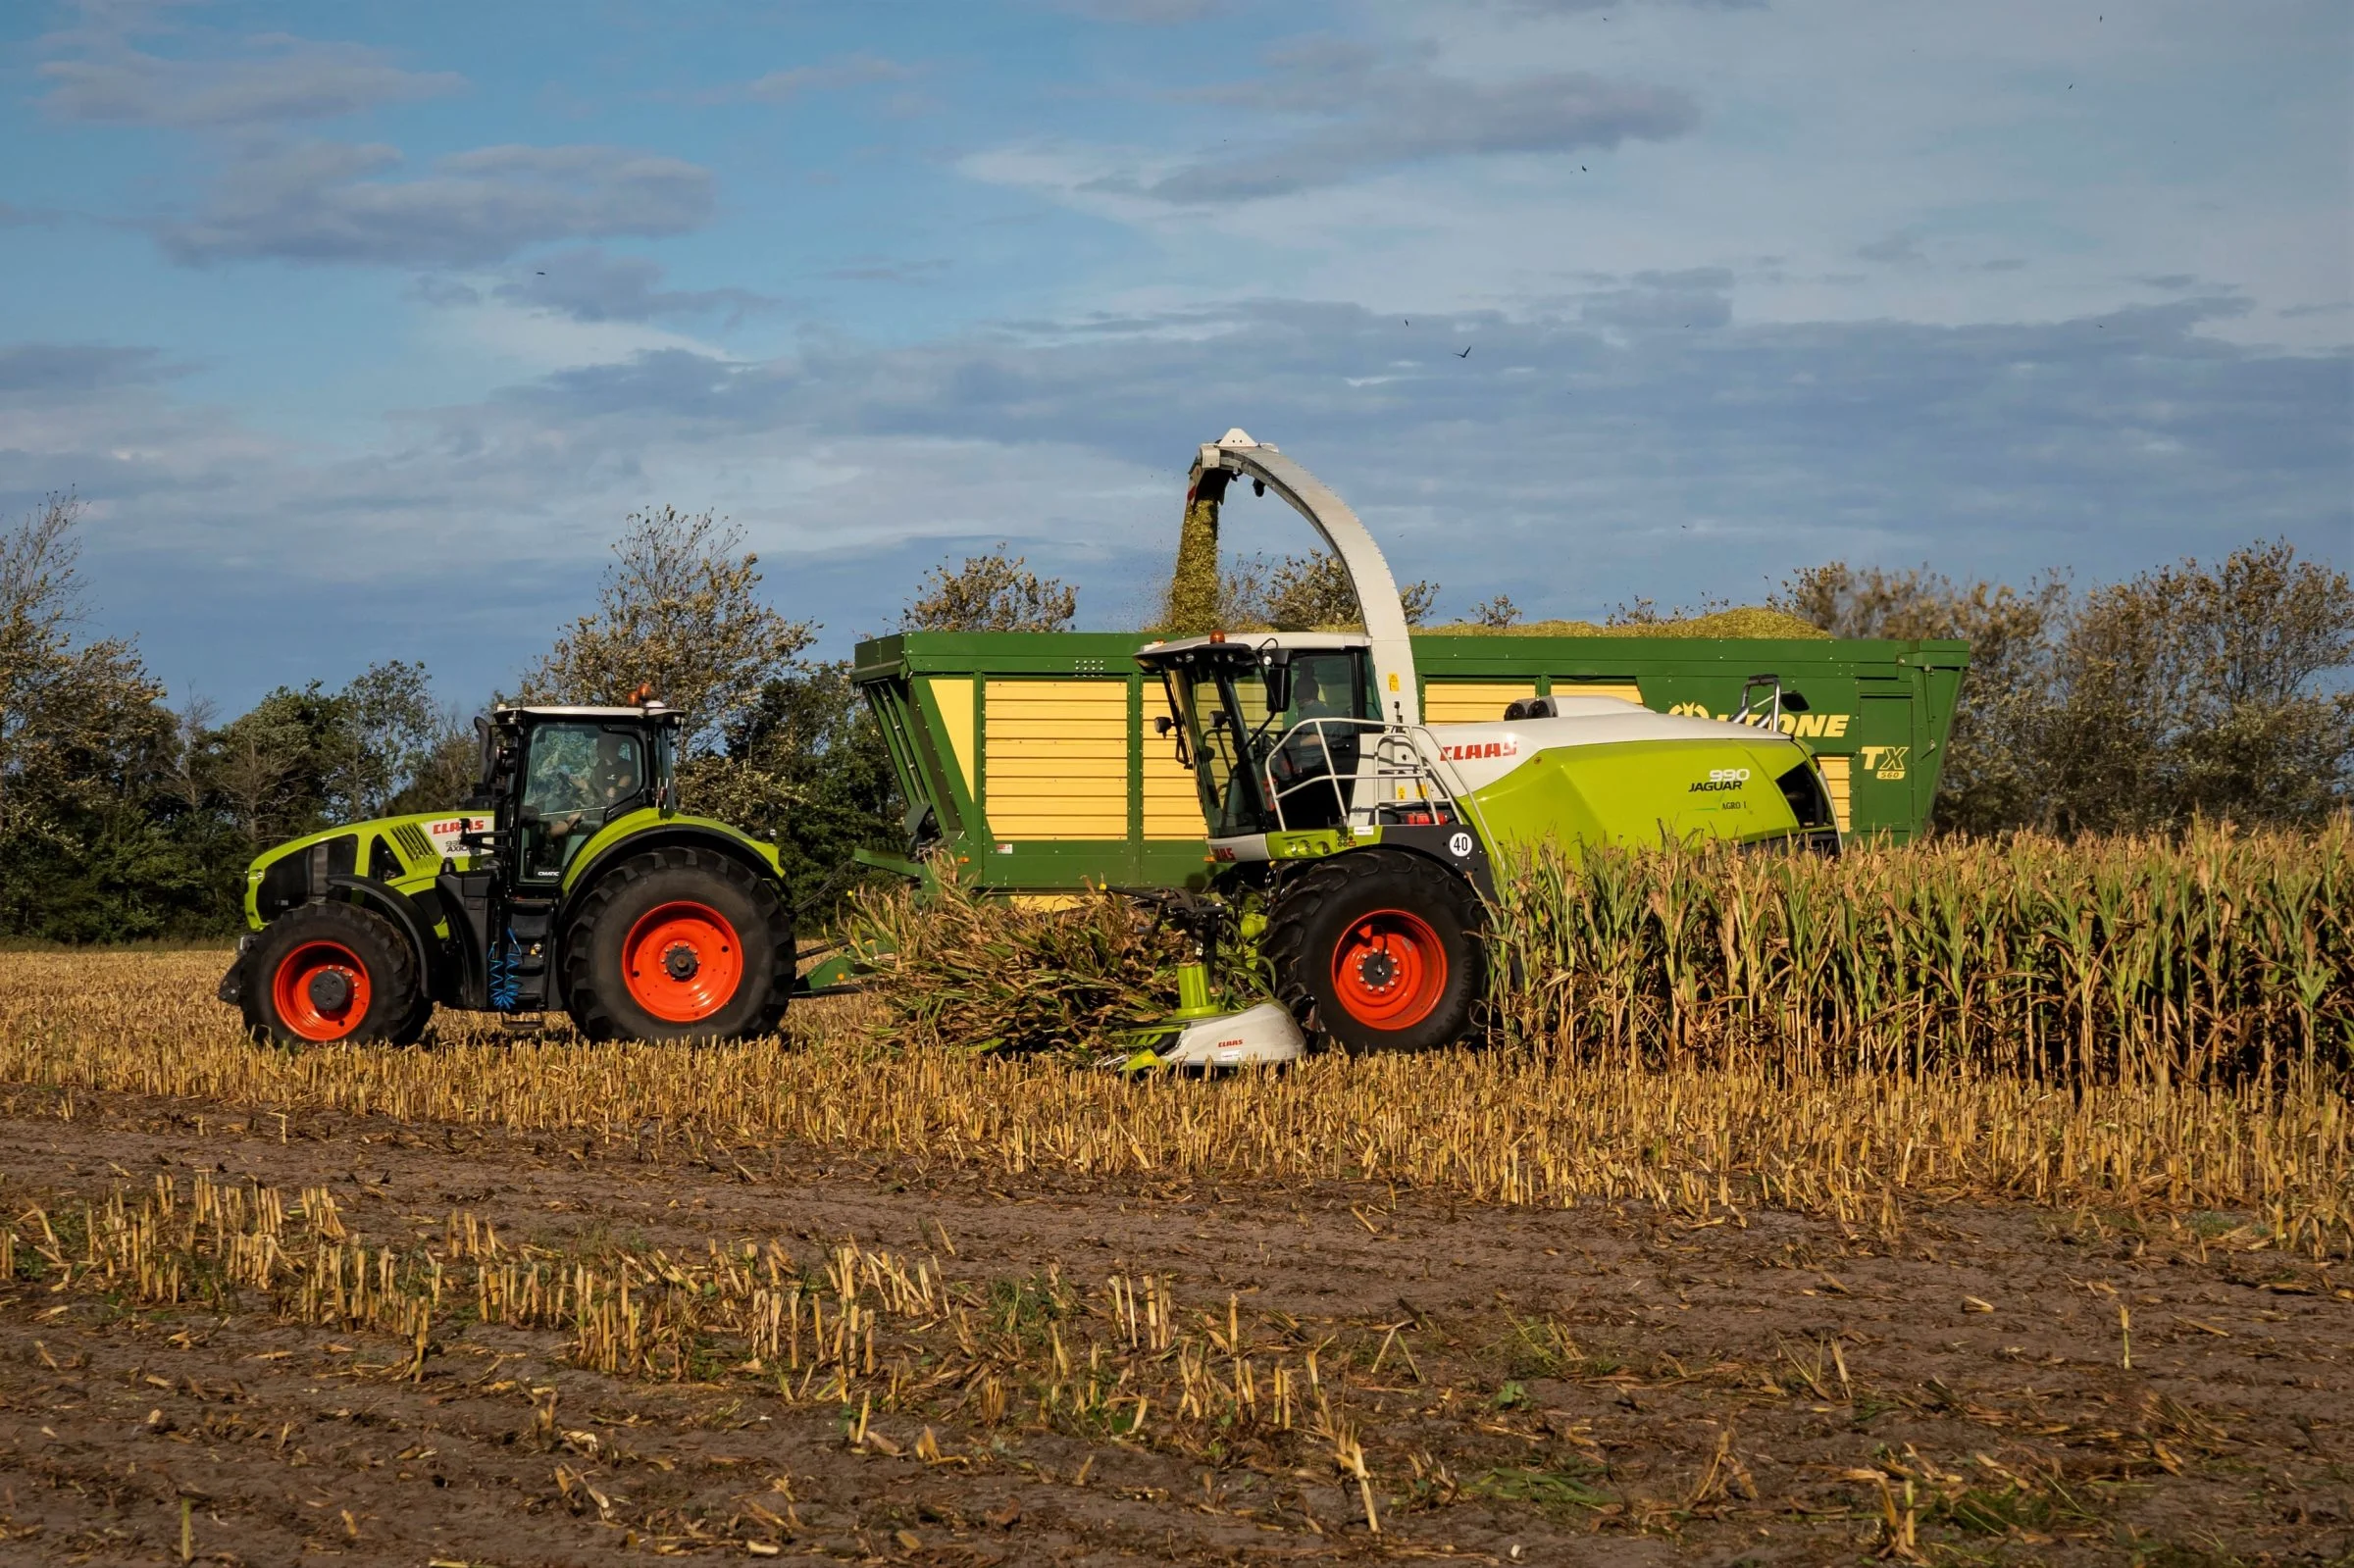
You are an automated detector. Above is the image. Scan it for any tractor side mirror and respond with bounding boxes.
[1781,690,1811,713]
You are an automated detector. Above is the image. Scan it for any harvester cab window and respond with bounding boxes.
[1179,647,1375,837]
[1185,667,1268,838]
[519,724,648,881]
[1265,650,1371,831]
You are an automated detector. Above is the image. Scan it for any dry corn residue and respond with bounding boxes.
[0,929,2348,1561]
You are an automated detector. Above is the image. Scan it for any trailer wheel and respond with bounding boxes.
[243,902,424,1048]
[563,846,793,1041]
[1264,851,1484,1053]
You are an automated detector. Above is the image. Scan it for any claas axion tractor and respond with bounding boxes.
[218,703,799,1045]
[219,429,1839,1056]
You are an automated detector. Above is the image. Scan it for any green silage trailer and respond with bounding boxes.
[851,631,1970,895]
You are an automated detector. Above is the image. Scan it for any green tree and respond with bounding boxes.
[1773,561,2070,835]
[336,659,443,819]
[517,506,816,759]
[519,506,896,920]
[1776,541,2352,836]
[2045,541,2351,834]
[693,663,903,918]
[0,494,225,939]
[386,711,484,816]
[899,547,1077,632]
[191,661,449,845]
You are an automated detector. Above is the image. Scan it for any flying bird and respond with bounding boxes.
[1456,346,1472,359]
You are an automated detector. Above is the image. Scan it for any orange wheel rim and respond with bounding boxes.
[623,901,743,1023]
[272,940,372,1041]
[1330,908,1447,1030]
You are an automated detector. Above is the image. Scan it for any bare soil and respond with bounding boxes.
[0,1089,2346,1567]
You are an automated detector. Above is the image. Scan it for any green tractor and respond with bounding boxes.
[218,702,798,1046]
[1130,431,1841,1063]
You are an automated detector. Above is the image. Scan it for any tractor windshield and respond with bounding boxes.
[519,723,649,880]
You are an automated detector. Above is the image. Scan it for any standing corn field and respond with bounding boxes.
[1486,819,2352,1089]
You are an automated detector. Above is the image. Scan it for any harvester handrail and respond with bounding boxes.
[1260,717,1468,836]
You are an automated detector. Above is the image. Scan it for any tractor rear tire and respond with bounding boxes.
[1264,851,1484,1054]
[563,846,793,1042]
[242,901,424,1048]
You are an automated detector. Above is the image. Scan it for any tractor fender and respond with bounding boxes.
[560,823,781,914]
[225,876,439,1008]
[321,876,442,989]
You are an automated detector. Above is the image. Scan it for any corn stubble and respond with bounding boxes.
[1,818,2347,1254]
[6,1173,1357,1492]
[845,875,1191,1053]
[0,833,2346,1556]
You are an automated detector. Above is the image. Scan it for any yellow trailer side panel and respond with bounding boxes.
[1142,734,1201,838]
[1817,753,1852,834]
[985,680,1129,839]
[925,677,978,798]
[1422,682,1538,725]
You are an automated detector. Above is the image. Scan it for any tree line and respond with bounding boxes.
[0,492,2345,942]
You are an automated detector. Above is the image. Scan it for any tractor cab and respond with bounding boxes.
[473,705,682,886]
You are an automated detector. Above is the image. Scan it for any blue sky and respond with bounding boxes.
[3,0,2347,713]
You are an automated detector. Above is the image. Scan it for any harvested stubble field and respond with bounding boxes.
[0,941,2348,1567]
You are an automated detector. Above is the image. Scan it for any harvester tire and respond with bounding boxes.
[1265,851,1483,1054]
[243,901,424,1048]
[562,846,793,1042]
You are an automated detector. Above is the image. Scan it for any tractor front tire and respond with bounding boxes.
[242,901,425,1048]
[563,846,793,1042]
[1264,851,1484,1054]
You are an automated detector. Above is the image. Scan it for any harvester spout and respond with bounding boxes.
[1186,430,1421,728]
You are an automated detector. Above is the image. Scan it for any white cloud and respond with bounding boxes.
[156,142,717,268]
[40,36,463,127]
[742,53,913,102]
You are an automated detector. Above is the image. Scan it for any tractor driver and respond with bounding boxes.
[544,733,643,844]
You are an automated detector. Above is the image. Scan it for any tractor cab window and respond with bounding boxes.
[519,724,648,881]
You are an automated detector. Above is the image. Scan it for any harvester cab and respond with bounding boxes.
[219,700,798,1048]
[1133,430,1842,1060]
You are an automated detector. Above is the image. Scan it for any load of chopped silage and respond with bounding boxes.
[847,874,1191,1055]
[1417,608,1830,639]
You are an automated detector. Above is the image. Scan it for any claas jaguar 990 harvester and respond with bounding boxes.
[1130,430,1839,1066]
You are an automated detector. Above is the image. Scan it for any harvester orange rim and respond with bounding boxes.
[1330,908,1446,1030]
